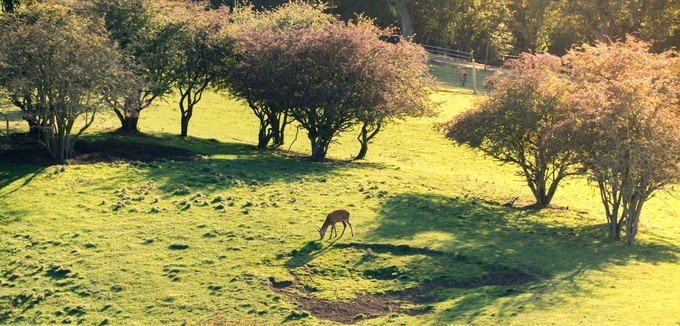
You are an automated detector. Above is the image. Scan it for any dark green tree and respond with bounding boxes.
[169,4,236,138]
[0,4,129,161]
[91,0,182,133]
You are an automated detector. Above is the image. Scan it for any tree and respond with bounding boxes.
[228,27,292,149]
[353,22,435,159]
[386,0,414,38]
[0,4,128,162]
[564,38,680,244]
[410,0,514,64]
[90,0,182,133]
[562,0,678,46]
[226,2,333,149]
[276,17,434,161]
[169,4,236,138]
[445,53,579,206]
[511,0,679,55]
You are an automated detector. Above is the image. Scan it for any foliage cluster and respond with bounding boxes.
[0,1,434,162]
[446,53,577,207]
[232,0,679,64]
[228,3,434,160]
[0,4,129,161]
[445,38,680,244]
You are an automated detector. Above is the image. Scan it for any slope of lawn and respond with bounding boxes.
[0,88,678,325]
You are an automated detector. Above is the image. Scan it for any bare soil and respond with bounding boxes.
[270,275,430,324]
[270,264,536,324]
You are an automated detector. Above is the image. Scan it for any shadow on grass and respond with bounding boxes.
[2,132,379,197]
[283,239,347,269]
[0,165,44,201]
[366,192,679,322]
[120,134,379,195]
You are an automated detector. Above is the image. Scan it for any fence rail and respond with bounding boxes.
[422,44,502,92]
[421,44,472,62]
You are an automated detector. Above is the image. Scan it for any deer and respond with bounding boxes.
[315,208,353,240]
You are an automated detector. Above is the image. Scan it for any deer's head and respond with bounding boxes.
[315,226,325,240]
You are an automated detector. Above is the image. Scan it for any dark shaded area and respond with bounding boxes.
[127,134,367,196]
[0,135,55,165]
[283,241,331,269]
[0,164,44,197]
[275,193,678,323]
[278,240,539,323]
[268,276,293,289]
[0,135,197,165]
[168,244,189,250]
[71,138,196,164]
[271,274,431,324]
[370,193,679,322]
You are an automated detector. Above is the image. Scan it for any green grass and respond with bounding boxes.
[428,59,501,91]
[0,88,678,325]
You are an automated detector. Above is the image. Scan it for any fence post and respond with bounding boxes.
[472,58,477,94]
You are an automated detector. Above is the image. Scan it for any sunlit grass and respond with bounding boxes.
[0,87,678,325]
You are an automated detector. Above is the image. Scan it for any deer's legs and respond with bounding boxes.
[330,224,337,238]
[339,221,347,237]
[347,221,354,236]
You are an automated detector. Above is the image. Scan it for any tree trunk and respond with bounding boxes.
[624,195,646,245]
[525,173,550,207]
[533,182,552,207]
[356,141,369,160]
[598,178,623,240]
[114,95,144,134]
[395,1,415,39]
[268,114,281,148]
[271,112,288,148]
[355,121,382,160]
[309,131,330,161]
[180,113,191,138]
[310,144,328,161]
[179,92,193,138]
[25,116,42,136]
[45,125,70,163]
[607,208,623,241]
[257,117,273,150]
[118,115,140,134]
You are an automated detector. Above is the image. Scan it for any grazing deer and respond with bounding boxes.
[315,209,353,240]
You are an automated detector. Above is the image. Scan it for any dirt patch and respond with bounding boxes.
[0,137,197,165]
[270,276,430,324]
[287,290,428,323]
[273,268,535,324]
[273,243,539,323]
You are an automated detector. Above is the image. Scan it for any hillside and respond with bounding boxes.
[0,89,678,325]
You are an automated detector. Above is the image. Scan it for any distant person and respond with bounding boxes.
[459,69,468,87]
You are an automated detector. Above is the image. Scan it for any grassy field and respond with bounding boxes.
[0,87,678,325]
[428,59,501,92]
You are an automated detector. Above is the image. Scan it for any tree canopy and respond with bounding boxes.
[563,38,680,244]
[0,4,128,161]
[445,53,578,206]
[166,3,236,138]
[89,0,184,133]
[227,3,434,160]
